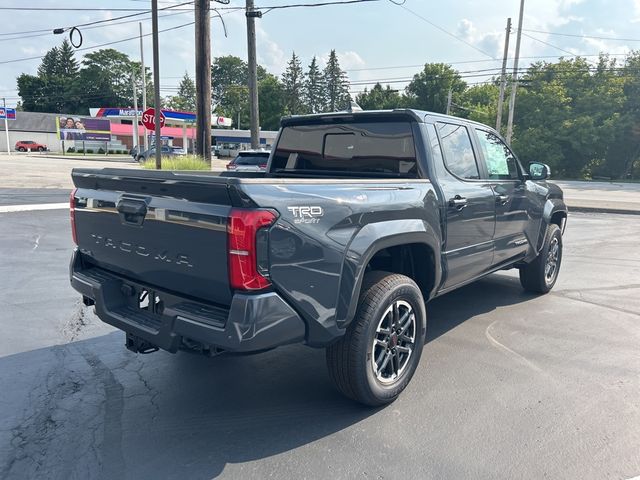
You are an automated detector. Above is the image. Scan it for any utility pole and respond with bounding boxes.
[139,22,148,151]
[246,0,261,149]
[496,17,512,133]
[132,71,139,151]
[151,0,162,169]
[2,98,9,154]
[195,0,212,160]
[506,0,525,144]
[446,88,453,115]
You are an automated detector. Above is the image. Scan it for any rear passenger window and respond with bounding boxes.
[436,123,480,180]
[475,129,520,180]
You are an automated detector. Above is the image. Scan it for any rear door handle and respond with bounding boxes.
[117,198,148,226]
[496,194,509,205]
[448,195,468,211]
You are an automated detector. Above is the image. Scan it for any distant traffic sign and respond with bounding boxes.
[141,108,165,130]
[0,108,16,120]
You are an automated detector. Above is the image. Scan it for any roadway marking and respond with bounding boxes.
[0,203,68,213]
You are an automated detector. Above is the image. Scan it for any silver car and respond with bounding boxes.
[226,150,270,172]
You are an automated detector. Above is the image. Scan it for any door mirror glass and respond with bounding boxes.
[529,162,550,180]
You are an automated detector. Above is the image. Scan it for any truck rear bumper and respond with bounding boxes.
[70,250,306,354]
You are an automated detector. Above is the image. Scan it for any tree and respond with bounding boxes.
[356,83,404,110]
[323,50,350,111]
[17,39,80,113]
[405,63,466,113]
[457,83,500,126]
[281,52,306,115]
[259,74,286,130]
[166,72,196,111]
[210,55,268,127]
[304,56,325,113]
[77,49,138,110]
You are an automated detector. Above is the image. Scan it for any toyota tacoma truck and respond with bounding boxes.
[69,109,567,406]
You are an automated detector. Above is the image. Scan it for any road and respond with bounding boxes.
[0,197,638,479]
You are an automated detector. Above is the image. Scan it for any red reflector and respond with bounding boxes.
[227,208,276,290]
[226,163,236,170]
[70,188,78,245]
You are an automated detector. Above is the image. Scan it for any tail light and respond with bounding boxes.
[227,208,277,290]
[226,163,236,170]
[259,163,267,169]
[70,188,78,245]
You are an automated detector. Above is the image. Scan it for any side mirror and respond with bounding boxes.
[529,162,551,180]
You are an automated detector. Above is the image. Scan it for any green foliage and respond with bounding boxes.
[323,50,350,112]
[85,149,93,154]
[305,56,325,114]
[282,52,307,115]
[98,147,105,154]
[67,147,75,153]
[16,41,151,114]
[166,72,196,112]
[356,83,404,110]
[141,155,210,170]
[405,63,466,113]
[259,74,286,131]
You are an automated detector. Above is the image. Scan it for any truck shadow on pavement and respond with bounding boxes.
[0,273,536,480]
[426,272,534,343]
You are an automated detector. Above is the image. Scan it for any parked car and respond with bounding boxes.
[69,109,567,406]
[15,140,46,152]
[129,145,141,159]
[226,150,270,172]
[135,145,186,162]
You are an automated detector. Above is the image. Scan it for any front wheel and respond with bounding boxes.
[37,146,45,152]
[519,224,562,293]
[326,272,426,406]
[18,147,25,152]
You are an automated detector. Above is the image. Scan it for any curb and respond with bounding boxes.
[568,205,640,216]
[27,154,135,163]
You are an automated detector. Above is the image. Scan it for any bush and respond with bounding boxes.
[86,149,94,154]
[98,147,105,154]
[76,148,84,154]
[117,150,124,154]
[67,147,75,153]
[141,155,210,171]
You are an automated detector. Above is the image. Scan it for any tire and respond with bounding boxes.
[18,147,25,152]
[519,224,562,294]
[326,271,426,407]
[37,146,44,152]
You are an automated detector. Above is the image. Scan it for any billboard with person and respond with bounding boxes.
[57,116,111,141]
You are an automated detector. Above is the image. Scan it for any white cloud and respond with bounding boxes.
[456,19,503,58]
[256,23,287,75]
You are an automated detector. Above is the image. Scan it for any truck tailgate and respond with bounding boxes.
[71,169,234,306]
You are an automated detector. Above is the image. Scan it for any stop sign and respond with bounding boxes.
[141,108,165,130]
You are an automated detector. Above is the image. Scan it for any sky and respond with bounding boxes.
[1,0,639,109]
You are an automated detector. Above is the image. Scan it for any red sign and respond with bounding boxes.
[141,108,165,130]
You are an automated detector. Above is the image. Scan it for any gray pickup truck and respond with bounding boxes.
[69,109,567,406]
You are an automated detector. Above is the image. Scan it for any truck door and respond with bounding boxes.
[429,122,496,289]
[473,128,530,266]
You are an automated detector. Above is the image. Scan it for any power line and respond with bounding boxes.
[398,5,497,59]
[0,9,192,43]
[522,28,640,43]
[0,21,195,65]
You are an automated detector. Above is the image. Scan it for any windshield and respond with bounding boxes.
[271,120,417,177]
[233,154,268,166]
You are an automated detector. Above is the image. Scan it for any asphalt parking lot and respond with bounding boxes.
[0,159,639,479]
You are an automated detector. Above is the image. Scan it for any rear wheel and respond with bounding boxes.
[519,224,562,293]
[326,272,426,406]
[18,147,25,152]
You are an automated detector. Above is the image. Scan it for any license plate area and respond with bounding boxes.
[137,288,163,315]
